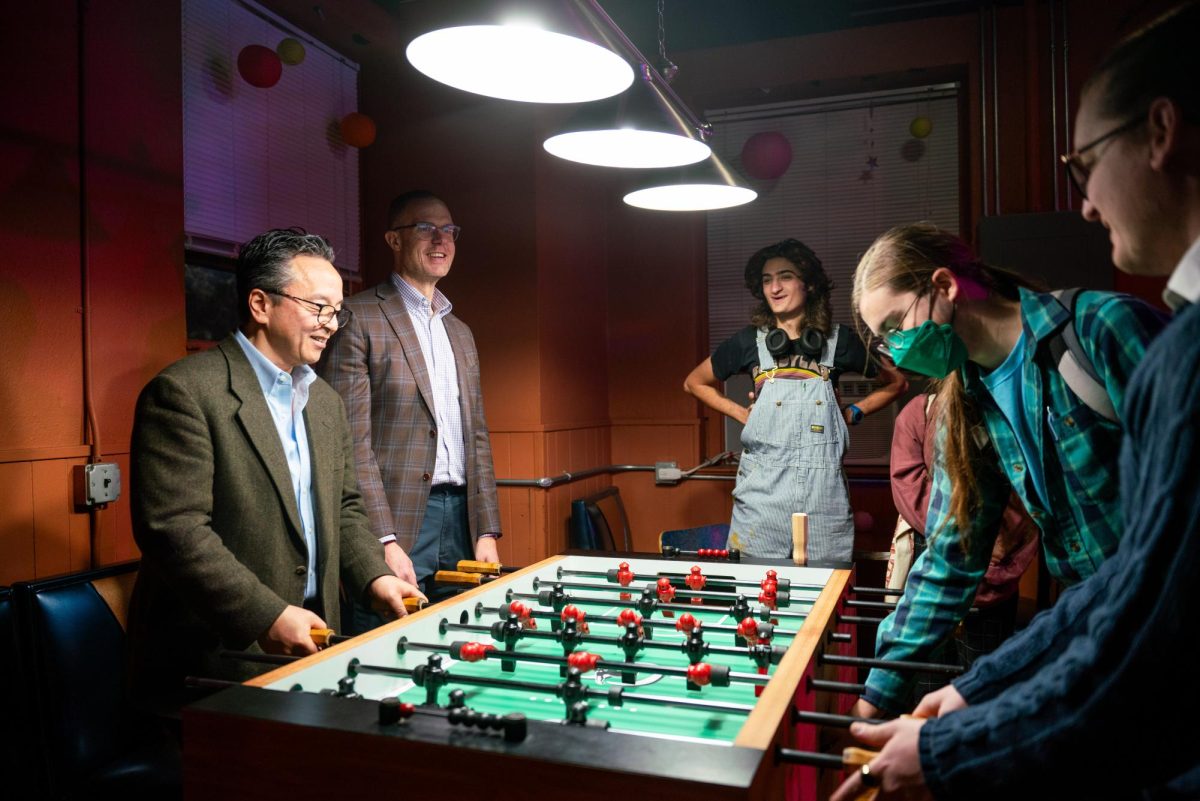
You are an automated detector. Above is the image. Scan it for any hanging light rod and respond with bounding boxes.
[541,2,712,169]
[406,1,638,104]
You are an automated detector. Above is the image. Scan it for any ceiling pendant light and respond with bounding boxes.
[623,154,757,212]
[543,65,712,168]
[405,3,635,104]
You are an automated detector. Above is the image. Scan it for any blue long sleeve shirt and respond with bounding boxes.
[917,298,1200,799]
[865,288,1166,713]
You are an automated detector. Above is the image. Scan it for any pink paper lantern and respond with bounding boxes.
[740,131,793,180]
[238,45,283,89]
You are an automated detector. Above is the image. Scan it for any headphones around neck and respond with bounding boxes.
[765,326,826,361]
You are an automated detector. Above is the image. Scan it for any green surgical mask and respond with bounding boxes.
[884,318,968,378]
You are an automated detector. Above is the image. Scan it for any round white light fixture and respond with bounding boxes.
[623,183,758,211]
[406,25,634,104]
[543,129,711,169]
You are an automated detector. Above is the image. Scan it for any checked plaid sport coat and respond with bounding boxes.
[318,280,501,553]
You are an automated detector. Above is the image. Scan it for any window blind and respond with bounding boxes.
[182,0,362,273]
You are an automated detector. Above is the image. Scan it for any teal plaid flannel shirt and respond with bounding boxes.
[864,288,1167,714]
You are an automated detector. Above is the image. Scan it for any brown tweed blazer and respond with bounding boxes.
[127,336,390,705]
[318,280,502,553]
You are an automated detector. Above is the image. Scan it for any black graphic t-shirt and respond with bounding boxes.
[710,324,879,384]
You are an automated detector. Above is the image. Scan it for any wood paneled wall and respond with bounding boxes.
[0,1,184,585]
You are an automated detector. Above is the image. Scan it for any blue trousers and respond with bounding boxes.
[345,485,474,634]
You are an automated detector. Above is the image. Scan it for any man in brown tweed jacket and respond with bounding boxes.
[320,191,502,618]
[128,228,424,712]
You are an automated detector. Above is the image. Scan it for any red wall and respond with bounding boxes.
[0,1,185,584]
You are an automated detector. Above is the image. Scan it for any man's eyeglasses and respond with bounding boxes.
[391,222,462,241]
[1059,116,1144,200]
[269,291,353,327]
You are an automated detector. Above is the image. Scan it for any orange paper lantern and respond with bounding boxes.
[339,112,377,148]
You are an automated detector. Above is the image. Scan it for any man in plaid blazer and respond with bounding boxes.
[320,191,501,614]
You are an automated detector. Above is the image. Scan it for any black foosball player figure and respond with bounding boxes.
[618,622,643,683]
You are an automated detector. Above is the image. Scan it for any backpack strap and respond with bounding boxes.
[1048,289,1118,423]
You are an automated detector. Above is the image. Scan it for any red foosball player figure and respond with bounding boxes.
[685,565,706,605]
[560,604,590,635]
[656,576,676,618]
[736,617,775,697]
[616,608,644,638]
[674,612,702,635]
[758,583,778,611]
[508,600,538,630]
[616,561,635,601]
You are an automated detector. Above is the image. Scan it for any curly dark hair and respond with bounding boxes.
[743,238,833,332]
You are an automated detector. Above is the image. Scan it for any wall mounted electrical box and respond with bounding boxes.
[74,462,121,507]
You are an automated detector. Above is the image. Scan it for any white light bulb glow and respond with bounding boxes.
[543,130,711,168]
[407,26,634,104]
[623,184,758,211]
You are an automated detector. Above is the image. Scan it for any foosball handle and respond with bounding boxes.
[841,746,879,767]
[791,512,808,567]
[404,596,427,613]
[842,747,882,801]
[434,570,487,586]
[310,628,336,647]
[457,559,502,575]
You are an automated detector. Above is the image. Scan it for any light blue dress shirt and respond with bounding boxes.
[235,330,319,600]
[391,274,466,486]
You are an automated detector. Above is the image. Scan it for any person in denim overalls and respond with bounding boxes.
[685,239,907,561]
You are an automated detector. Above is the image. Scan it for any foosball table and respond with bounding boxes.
[184,552,859,800]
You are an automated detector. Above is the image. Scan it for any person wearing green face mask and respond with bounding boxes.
[845,222,1166,723]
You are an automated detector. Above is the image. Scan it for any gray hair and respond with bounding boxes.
[235,228,335,326]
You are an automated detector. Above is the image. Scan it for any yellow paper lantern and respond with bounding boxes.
[909,116,933,139]
[277,38,306,66]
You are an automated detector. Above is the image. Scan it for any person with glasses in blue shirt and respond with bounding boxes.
[684,238,906,563]
[319,191,502,626]
[832,9,1200,793]
[845,223,1165,725]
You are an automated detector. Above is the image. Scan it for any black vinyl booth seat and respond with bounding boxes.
[11,561,179,800]
[1,584,33,796]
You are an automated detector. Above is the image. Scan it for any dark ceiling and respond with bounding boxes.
[274,0,1007,71]
[367,0,992,52]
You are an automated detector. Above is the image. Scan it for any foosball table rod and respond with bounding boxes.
[347,657,757,716]
[557,564,815,593]
[818,652,966,676]
[447,616,786,664]
[809,678,868,695]
[775,746,882,801]
[398,637,771,688]
[534,575,800,609]
[511,586,808,622]
[476,601,801,642]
